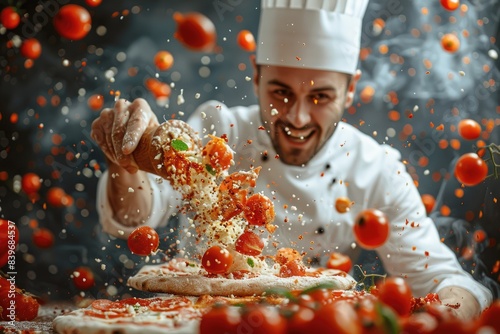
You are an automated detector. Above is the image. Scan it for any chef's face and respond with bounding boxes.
[253,62,359,166]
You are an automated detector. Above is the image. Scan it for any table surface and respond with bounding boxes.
[0,302,77,334]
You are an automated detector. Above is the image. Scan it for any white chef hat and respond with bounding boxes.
[256,0,369,74]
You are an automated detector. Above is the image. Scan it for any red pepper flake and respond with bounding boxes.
[412,246,417,251]
[258,126,265,130]
[436,124,444,131]
[296,56,301,61]
[275,154,280,159]
[424,251,429,257]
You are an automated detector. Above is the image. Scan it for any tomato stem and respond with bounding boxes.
[353,264,387,292]
[476,143,500,180]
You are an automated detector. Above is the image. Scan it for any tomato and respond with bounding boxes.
[376,277,413,317]
[202,245,233,274]
[85,0,102,7]
[202,135,233,173]
[46,186,68,207]
[199,304,241,334]
[440,0,460,11]
[454,153,488,186]
[0,219,19,268]
[309,300,362,334]
[457,119,481,140]
[286,305,315,334]
[21,172,41,195]
[240,304,286,334]
[279,259,306,278]
[305,288,334,306]
[87,94,104,111]
[237,29,256,52]
[173,12,217,52]
[0,286,39,321]
[441,33,460,53]
[149,296,192,312]
[145,77,171,99]
[1,7,20,30]
[335,196,352,213]
[72,266,95,290]
[401,312,438,334]
[244,193,275,226]
[127,225,160,256]
[32,228,54,249]
[154,50,174,71]
[53,4,91,40]
[90,299,129,313]
[326,252,352,272]
[353,209,390,249]
[477,299,500,333]
[235,230,264,256]
[421,194,436,214]
[20,38,42,59]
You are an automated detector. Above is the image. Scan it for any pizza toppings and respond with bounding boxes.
[127,226,160,256]
[326,252,353,273]
[353,209,390,249]
[201,245,234,274]
[235,230,264,256]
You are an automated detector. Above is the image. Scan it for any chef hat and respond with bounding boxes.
[256,0,369,74]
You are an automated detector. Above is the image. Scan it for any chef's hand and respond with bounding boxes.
[91,98,160,174]
[437,286,481,320]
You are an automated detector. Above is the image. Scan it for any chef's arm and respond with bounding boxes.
[106,160,153,227]
[437,285,481,320]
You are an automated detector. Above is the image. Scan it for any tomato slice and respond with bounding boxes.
[149,297,192,312]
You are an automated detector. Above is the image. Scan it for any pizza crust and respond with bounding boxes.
[127,263,357,296]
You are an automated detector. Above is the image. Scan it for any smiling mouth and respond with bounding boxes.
[281,125,315,142]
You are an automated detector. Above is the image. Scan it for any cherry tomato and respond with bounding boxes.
[244,193,275,226]
[279,259,306,278]
[72,266,95,290]
[235,230,264,256]
[335,196,352,213]
[305,288,334,306]
[441,33,460,53]
[145,77,171,99]
[87,94,104,111]
[440,0,460,11]
[457,119,481,140]
[454,153,488,186]
[237,29,256,52]
[46,186,68,207]
[127,226,160,256]
[32,228,54,249]
[0,219,19,268]
[21,172,41,195]
[53,4,91,40]
[421,194,436,214]
[20,38,42,59]
[199,304,241,334]
[202,245,233,274]
[154,50,174,71]
[286,305,315,334]
[377,277,413,317]
[202,135,233,172]
[0,286,39,321]
[1,7,20,30]
[353,209,390,249]
[173,12,216,52]
[149,296,192,312]
[240,304,286,334]
[309,300,362,334]
[400,312,438,334]
[477,299,500,333]
[85,0,102,7]
[326,252,352,272]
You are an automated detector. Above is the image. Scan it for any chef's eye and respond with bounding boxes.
[272,89,292,99]
[310,93,332,104]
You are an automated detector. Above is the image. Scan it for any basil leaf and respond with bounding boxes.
[171,139,188,151]
[247,258,255,268]
[205,164,216,176]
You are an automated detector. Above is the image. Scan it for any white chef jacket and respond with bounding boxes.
[97,100,493,310]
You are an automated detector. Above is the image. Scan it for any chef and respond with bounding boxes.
[91,0,493,319]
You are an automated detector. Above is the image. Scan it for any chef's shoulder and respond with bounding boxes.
[339,122,403,165]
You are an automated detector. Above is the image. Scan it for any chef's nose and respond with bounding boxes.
[285,98,310,128]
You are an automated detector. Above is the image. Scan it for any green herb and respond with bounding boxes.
[171,139,188,151]
[205,164,216,176]
[247,258,255,268]
[299,282,337,295]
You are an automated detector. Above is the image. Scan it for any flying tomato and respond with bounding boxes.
[173,12,216,52]
[454,153,488,186]
[154,50,174,71]
[440,0,460,11]
[235,230,264,256]
[0,7,20,30]
[21,172,41,195]
[20,38,42,59]
[127,226,160,256]
[201,245,233,274]
[237,29,256,52]
[441,33,460,53]
[353,209,390,249]
[457,119,481,140]
[72,266,95,290]
[53,4,92,40]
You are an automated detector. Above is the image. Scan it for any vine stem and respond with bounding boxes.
[476,143,500,180]
[354,264,387,292]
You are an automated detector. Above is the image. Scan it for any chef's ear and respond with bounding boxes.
[344,69,361,108]
[250,54,260,96]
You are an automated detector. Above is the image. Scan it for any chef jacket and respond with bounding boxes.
[97,101,493,310]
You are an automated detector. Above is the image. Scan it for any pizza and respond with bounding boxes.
[127,258,356,296]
